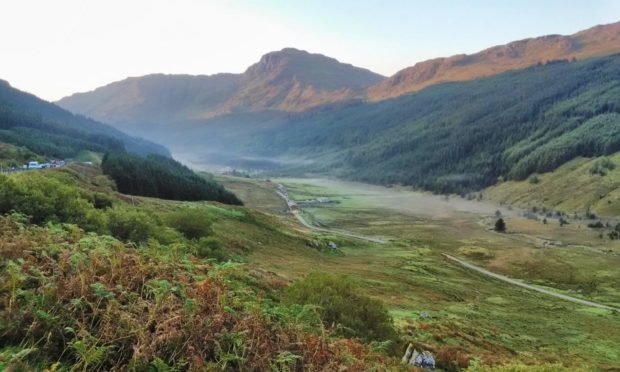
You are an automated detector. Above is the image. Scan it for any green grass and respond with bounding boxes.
[486,151,620,217]
[220,175,620,369]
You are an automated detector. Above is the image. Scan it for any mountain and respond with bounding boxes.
[367,21,620,100]
[224,48,384,112]
[57,48,385,127]
[192,54,620,194]
[55,74,243,126]
[57,22,620,133]
[0,79,169,158]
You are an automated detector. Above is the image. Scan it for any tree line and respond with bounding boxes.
[101,152,242,205]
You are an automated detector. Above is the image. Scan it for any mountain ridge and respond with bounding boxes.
[57,21,620,128]
[367,21,620,100]
[57,48,385,125]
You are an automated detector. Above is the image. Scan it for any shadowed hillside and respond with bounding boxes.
[190,54,620,194]
[57,48,384,128]
[0,79,169,158]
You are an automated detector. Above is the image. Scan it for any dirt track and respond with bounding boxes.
[443,253,620,311]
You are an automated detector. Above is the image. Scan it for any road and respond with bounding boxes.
[443,253,620,311]
[274,181,619,310]
[292,210,386,244]
[275,184,385,244]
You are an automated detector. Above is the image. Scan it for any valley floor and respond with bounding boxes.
[219,175,620,369]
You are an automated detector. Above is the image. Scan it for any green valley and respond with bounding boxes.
[222,176,620,370]
[3,7,620,371]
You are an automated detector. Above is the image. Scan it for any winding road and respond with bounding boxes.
[443,253,620,311]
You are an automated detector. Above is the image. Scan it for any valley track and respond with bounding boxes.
[275,184,386,243]
[443,254,620,311]
[293,211,386,244]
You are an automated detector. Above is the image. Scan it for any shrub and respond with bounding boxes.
[587,221,604,229]
[494,218,506,232]
[194,236,228,261]
[106,207,157,243]
[92,192,114,209]
[283,272,399,345]
[590,157,615,176]
[166,208,214,240]
[0,173,98,227]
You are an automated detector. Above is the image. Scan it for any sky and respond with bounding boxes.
[1,0,619,101]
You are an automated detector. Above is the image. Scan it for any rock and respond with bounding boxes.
[409,349,420,365]
[401,345,435,370]
[401,343,414,363]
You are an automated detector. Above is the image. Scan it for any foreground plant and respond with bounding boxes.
[0,217,395,370]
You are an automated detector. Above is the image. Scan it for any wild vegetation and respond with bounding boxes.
[101,152,242,204]
[0,165,408,370]
[0,216,398,370]
[1,158,605,370]
[0,142,43,168]
[283,272,400,346]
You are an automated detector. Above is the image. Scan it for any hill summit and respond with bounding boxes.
[57,48,385,125]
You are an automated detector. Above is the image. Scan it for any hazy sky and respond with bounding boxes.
[1,0,619,101]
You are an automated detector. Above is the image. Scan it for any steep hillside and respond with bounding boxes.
[57,48,384,127]
[0,79,169,158]
[368,21,620,100]
[196,54,620,194]
[486,152,620,217]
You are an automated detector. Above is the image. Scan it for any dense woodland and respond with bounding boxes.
[0,79,168,159]
[102,152,243,204]
[208,54,620,193]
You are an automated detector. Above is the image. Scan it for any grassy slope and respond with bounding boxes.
[220,176,620,369]
[0,165,400,370]
[0,142,44,167]
[486,152,620,217]
[1,162,615,369]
